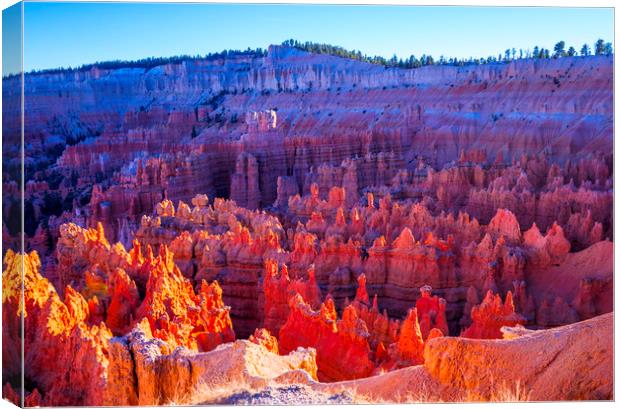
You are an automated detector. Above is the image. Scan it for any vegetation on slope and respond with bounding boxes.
[282,38,613,69]
[4,38,613,79]
[6,48,267,78]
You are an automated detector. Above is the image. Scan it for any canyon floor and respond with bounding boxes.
[1,45,614,405]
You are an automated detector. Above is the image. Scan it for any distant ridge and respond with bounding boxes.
[6,37,613,79]
[3,47,267,79]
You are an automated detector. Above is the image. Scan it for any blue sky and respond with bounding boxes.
[2,2,21,76]
[3,2,615,75]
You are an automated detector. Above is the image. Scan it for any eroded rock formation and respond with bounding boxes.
[2,228,238,405]
[461,290,526,339]
[2,45,613,404]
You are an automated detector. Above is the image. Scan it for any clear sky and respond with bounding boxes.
[4,2,615,75]
[2,2,22,76]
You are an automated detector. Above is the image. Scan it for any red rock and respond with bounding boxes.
[537,296,578,328]
[274,176,300,208]
[461,290,526,339]
[55,222,113,294]
[424,313,613,401]
[106,268,141,335]
[8,46,614,402]
[572,278,604,321]
[249,328,279,354]
[544,223,571,264]
[524,220,570,267]
[168,230,194,278]
[487,208,521,243]
[2,383,20,406]
[279,294,375,381]
[230,152,261,210]
[354,273,370,305]
[3,249,112,406]
[415,285,449,338]
[390,308,425,366]
[511,280,536,323]
[262,259,322,335]
[136,245,235,351]
[106,318,318,405]
[350,294,400,352]
[327,186,346,209]
[25,389,43,407]
[459,286,480,329]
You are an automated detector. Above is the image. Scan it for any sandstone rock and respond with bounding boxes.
[461,290,526,339]
[425,313,613,400]
[136,245,235,351]
[415,285,449,338]
[487,209,521,243]
[275,176,300,208]
[249,328,280,354]
[106,268,141,335]
[6,48,614,403]
[390,308,425,366]
[279,294,375,381]
[107,319,318,405]
[231,152,261,210]
[500,324,536,340]
[3,249,111,406]
[262,259,322,335]
[354,273,370,305]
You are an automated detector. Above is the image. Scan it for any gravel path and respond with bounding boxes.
[220,385,355,405]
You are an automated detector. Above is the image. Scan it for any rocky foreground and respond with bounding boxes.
[1,45,613,405]
[1,192,613,404]
[2,245,612,404]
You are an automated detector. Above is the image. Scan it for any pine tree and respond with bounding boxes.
[553,41,566,58]
[595,39,605,55]
[580,44,591,56]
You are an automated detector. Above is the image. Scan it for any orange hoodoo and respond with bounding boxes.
[355,273,370,305]
[249,328,279,354]
[461,290,526,339]
[3,224,239,405]
[263,259,322,334]
[415,285,450,339]
[392,308,425,365]
[279,294,375,382]
[3,249,112,406]
[135,244,235,351]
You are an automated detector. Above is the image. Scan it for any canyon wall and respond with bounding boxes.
[3,46,612,248]
[1,45,613,405]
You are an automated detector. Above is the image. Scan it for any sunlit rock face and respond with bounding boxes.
[424,312,613,401]
[2,45,613,404]
[460,290,526,339]
[2,237,240,406]
[3,250,112,406]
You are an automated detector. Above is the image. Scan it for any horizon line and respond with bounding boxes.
[4,38,614,78]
